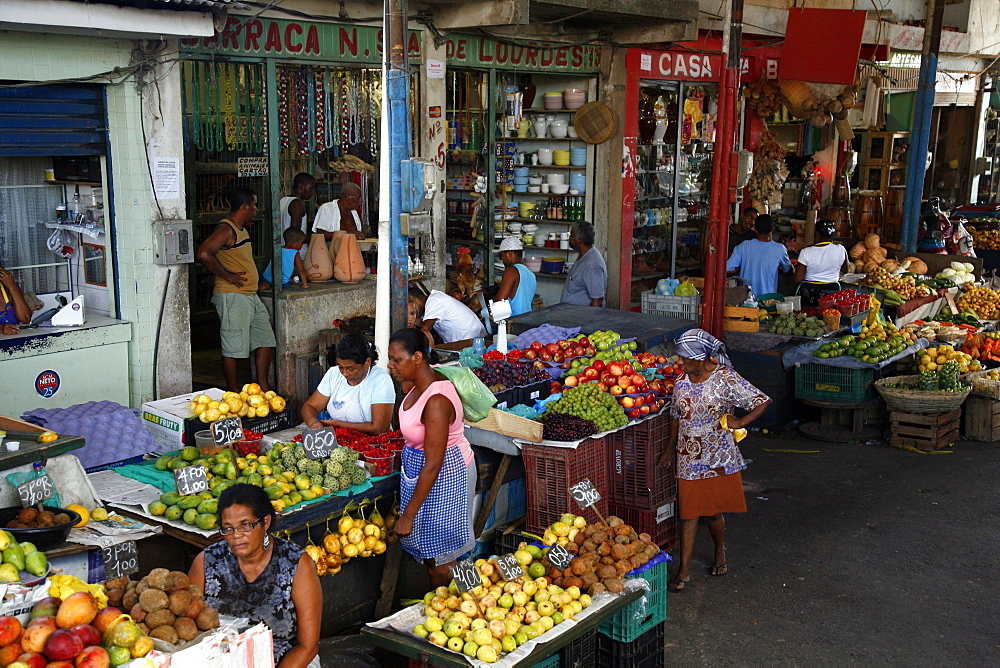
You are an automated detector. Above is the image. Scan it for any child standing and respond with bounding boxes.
[261,228,310,288]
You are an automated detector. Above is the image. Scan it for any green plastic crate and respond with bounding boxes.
[598,552,669,642]
[794,363,876,404]
[532,654,561,668]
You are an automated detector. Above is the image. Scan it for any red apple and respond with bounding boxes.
[15,653,46,668]
[634,395,644,407]
[557,339,570,350]
[620,396,635,409]
[523,349,537,361]
[640,405,651,415]
[530,341,543,351]
[560,360,572,370]
[74,647,109,668]
[622,363,635,375]
[532,360,546,369]
[48,662,74,668]
[69,625,99,649]
[563,376,578,387]
[610,385,624,396]
[0,643,23,667]
[584,368,599,380]
[545,343,560,355]
[539,351,552,361]
[550,381,562,393]
[628,407,642,419]
[0,616,22,646]
[585,346,596,356]
[645,393,657,406]
[579,337,590,346]
[656,399,666,408]
[618,376,631,389]
[631,374,646,386]
[552,352,564,363]
[609,363,623,377]
[592,360,605,372]
[626,385,637,394]
[656,355,667,363]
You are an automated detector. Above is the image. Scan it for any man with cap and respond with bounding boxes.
[726,214,792,298]
[493,236,537,316]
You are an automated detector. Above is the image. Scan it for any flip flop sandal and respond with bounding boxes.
[668,578,690,593]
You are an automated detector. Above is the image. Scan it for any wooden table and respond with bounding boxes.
[362,590,641,667]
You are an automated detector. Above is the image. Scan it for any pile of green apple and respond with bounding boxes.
[412,546,593,663]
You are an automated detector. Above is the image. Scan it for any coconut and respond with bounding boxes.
[169,590,192,617]
[175,616,199,641]
[195,607,220,631]
[145,609,175,630]
[138,589,169,613]
[150,625,179,645]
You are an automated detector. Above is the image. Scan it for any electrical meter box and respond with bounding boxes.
[400,159,436,213]
[152,220,194,265]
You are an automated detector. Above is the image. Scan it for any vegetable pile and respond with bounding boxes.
[957,285,1000,319]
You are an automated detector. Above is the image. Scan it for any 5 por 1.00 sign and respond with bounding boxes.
[17,475,54,508]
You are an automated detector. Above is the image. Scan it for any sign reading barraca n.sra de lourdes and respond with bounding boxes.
[181,17,602,73]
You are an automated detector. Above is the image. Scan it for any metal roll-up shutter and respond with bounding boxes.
[0,84,107,156]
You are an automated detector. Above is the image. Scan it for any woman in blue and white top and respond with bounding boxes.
[301,334,396,435]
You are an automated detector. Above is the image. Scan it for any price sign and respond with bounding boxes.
[101,541,139,579]
[449,559,482,593]
[495,554,525,581]
[173,465,209,495]
[302,428,338,460]
[17,475,54,508]
[211,417,243,448]
[570,478,602,509]
[546,543,573,571]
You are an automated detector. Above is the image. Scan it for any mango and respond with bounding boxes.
[182,508,199,525]
[149,501,168,516]
[159,491,182,506]
[263,485,284,500]
[180,446,199,461]
[165,506,183,521]
[176,496,201,511]
[195,514,218,531]
[154,456,173,471]
[196,499,217,515]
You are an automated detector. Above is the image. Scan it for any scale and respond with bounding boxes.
[488,299,512,354]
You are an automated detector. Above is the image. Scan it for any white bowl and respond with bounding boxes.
[550,184,570,194]
[528,185,541,193]
[546,173,566,185]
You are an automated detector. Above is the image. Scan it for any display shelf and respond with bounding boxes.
[43,180,101,187]
[506,216,576,225]
[446,187,477,191]
[504,192,586,199]
[513,246,575,253]
[535,272,568,280]
[448,237,486,246]
[504,137,583,142]
[505,164,584,170]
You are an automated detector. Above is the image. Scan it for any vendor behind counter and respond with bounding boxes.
[794,219,850,306]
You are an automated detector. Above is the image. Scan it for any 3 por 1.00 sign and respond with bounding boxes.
[102,541,139,579]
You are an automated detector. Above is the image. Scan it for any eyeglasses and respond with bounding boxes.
[220,517,263,536]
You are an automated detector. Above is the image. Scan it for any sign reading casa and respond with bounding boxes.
[636,49,756,81]
[180,17,421,63]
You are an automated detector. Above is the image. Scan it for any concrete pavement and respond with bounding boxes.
[662,432,1000,665]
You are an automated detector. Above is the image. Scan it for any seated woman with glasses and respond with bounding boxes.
[189,484,322,668]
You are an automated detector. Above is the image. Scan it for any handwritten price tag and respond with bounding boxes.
[303,428,337,460]
[449,559,482,593]
[569,479,601,509]
[102,541,139,579]
[17,475,54,507]
[546,543,573,571]
[495,554,525,581]
[211,417,243,448]
[173,465,209,495]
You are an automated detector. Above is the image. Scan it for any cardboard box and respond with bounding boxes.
[141,389,295,450]
[141,389,224,451]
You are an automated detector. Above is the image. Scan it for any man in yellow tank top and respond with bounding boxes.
[196,187,277,391]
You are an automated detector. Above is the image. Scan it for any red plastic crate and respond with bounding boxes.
[609,501,678,552]
[523,436,609,534]
[607,412,678,509]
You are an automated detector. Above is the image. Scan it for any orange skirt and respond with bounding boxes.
[677,471,747,520]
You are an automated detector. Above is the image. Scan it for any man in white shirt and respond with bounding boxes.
[313,182,364,241]
[410,290,486,344]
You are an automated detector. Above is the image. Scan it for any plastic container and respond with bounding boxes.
[596,622,665,668]
[364,452,396,477]
[794,364,876,403]
[0,505,81,551]
[641,291,701,321]
[195,430,220,456]
[541,257,565,274]
[525,257,542,272]
[234,437,263,457]
[597,552,669,642]
[609,502,677,551]
[523,436,608,534]
[5,441,18,452]
[607,412,677,509]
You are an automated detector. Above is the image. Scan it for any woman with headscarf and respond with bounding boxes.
[658,329,771,592]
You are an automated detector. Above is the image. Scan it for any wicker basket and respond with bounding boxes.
[875,375,972,414]
[965,370,1000,399]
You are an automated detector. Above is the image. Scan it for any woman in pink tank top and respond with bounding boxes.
[387,328,477,587]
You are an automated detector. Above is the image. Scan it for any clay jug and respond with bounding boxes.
[333,234,367,283]
[328,230,347,265]
[305,233,333,281]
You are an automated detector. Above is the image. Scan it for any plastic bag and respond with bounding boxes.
[435,366,497,422]
[675,281,699,297]
[6,464,63,508]
[623,577,651,623]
